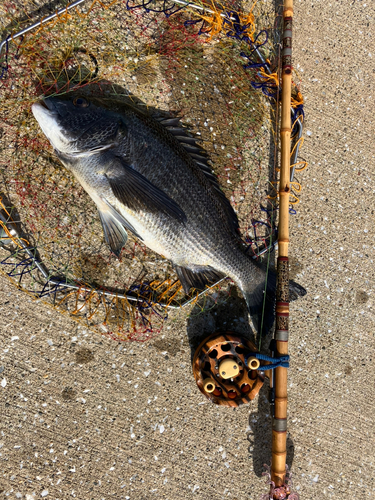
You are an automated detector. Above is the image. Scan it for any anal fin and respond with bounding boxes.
[175,265,224,294]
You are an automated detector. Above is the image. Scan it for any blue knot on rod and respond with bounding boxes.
[246,353,290,370]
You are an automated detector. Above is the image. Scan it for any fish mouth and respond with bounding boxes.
[43,98,57,112]
[37,100,48,109]
[32,98,57,115]
[32,99,56,117]
[31,99,66,153]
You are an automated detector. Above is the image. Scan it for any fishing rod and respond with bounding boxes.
[268,1,297,498]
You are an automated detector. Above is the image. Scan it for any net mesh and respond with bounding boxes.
[0,0,303,341]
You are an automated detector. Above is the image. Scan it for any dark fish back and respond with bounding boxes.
[116,105,241,244]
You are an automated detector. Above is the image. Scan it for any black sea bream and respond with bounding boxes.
[32,94,305,332]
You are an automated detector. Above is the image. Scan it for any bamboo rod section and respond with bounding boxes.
[271,0,293,491]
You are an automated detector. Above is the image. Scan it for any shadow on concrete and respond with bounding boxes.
[247,383,295,477]
[1,0,67,41]
[186,285,255,363]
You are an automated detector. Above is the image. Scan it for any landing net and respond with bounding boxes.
[0,0,305,340]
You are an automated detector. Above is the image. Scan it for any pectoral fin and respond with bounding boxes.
[101,198,142,240]
[105,157,186,223]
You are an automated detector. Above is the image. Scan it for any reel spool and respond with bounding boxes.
[192,333,265,407]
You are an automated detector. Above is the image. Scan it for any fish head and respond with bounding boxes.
[31,94,123,156]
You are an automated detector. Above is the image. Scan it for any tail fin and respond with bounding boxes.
[240,264,306,336]
[289,279,307,301]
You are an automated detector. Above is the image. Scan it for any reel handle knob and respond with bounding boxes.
[247,356,260,370]
[202,378,216,393]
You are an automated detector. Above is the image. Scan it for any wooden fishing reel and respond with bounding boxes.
[192,333,266,407]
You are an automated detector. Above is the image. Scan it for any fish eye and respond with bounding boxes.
[73,97,89,108]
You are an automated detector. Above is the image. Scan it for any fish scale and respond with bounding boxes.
[32,93,306,334]
[106,111,240,265]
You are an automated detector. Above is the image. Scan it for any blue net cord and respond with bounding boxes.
[246,352,290,370]
[292,104,304,123]
[185,9,277,99]
[0,34,24,81]
[0,36,9,80]
[126,0,187,17]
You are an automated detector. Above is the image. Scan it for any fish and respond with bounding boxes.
[32,93,306,333]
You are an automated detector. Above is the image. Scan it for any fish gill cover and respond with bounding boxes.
[0,0,305,341]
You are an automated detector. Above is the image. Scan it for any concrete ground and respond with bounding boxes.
[0,0,374,498]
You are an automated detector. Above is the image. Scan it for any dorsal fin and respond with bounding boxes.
[156,115,241,236]
[156,117,180,127]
